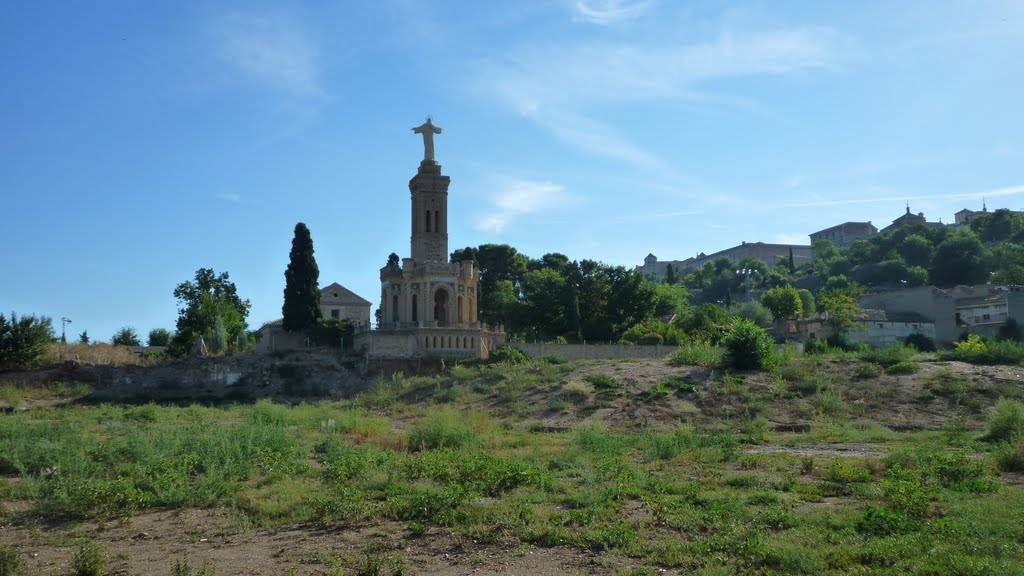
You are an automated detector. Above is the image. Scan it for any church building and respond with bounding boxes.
[354,119,505,360]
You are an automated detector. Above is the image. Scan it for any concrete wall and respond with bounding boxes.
[848,321,936,348]
[254,325,309,354]
[508,342,672,360]
[860,286,958,344]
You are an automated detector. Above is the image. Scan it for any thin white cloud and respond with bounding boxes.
[616,209,705,222]
[475,23,846,165]
[216,191,241,203]
[535,112,661,167]
[477,179,570,232]
[574,0,653,25]
[213,12,322,97]
[479,27,844,111]
[769,184,1024,210]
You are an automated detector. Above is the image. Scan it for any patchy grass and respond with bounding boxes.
[1,356,1023,574]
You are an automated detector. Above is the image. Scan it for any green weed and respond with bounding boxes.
[584,374,620,390]
[885,361,920,375]
[0,544,26,576]
[669,342,722,367]
[984,398,1024,443]
[72,541,108,576]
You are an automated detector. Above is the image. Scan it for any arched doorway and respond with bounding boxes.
[434,289,449,326]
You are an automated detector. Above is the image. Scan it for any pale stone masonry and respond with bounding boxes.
[354,119,504,360]
[255,281,372,353]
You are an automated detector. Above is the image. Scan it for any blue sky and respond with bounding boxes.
[2,1,1023,342]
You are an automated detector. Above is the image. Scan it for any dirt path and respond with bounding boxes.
[1,508,635,576]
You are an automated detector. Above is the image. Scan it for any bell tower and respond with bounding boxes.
[409,160,450,263]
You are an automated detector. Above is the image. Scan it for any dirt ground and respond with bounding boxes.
[3,357,1023,574]
[1,507,636,576]
[513,358,1024,433]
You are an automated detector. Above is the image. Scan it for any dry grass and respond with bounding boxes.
[42,343,165,367]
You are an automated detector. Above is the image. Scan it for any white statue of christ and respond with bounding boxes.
[412,117,442,162]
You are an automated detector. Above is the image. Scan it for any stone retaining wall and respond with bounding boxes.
[507,342,671,361]
[13,351,370,403]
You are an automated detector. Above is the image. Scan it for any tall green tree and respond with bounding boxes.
[931,231,989,287]
[147,328,172,347]
[169,268,251,356]
[282,222,322,332]
[0,312,54,371]
[898,234,935,268]
[760,285,803,321]
[818,281,864,339]
[112,326,141,346]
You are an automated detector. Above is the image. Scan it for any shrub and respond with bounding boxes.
[111,326,141,347]
[558,381,593,404]
[885,361,920,375]
[0,544,26,576]
[407,409,479,451]
[984,399,1024,444]
[669,341,722,367]
[722,318,776,370]
[147,328,173,347]
[815,385,847,416]
[997,317,1023,341]
[0,312,54,372]
[980,339,1024,365]
[489,346,529,365]
[856,507,915,536]
[993,440,1024,472]
[584,374,620,390]
[860,343,916,367]
[72,541,108,576]
[854,363,884,379]
[639,332,664,345]
[904,332,936,352]
[310,318,353,348]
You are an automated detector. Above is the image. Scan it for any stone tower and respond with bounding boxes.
[354,118,505,361]
[409,161,450,263]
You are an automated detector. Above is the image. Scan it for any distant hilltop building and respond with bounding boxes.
[636,241,813,281]
[809,221,877,248]
[879,204,941,234]
[641,202,1021,282]
[955,200,989,226]
[353,118,505,360]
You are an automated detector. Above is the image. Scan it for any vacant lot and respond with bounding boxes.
[2,354,1023,575]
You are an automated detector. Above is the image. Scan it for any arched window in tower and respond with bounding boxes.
[425,210,431,232]
[457,296,464,322]
[412,295,418,322]
[392,295,399,323]
[435,210,440,234]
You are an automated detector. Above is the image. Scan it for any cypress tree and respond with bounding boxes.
[788,247,796,274]
[282,222,322,332]
[665,264,677,285]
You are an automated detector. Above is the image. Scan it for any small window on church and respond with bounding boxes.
[425,210,431,232]
[331,309,340,319]
[435,210,440,233]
